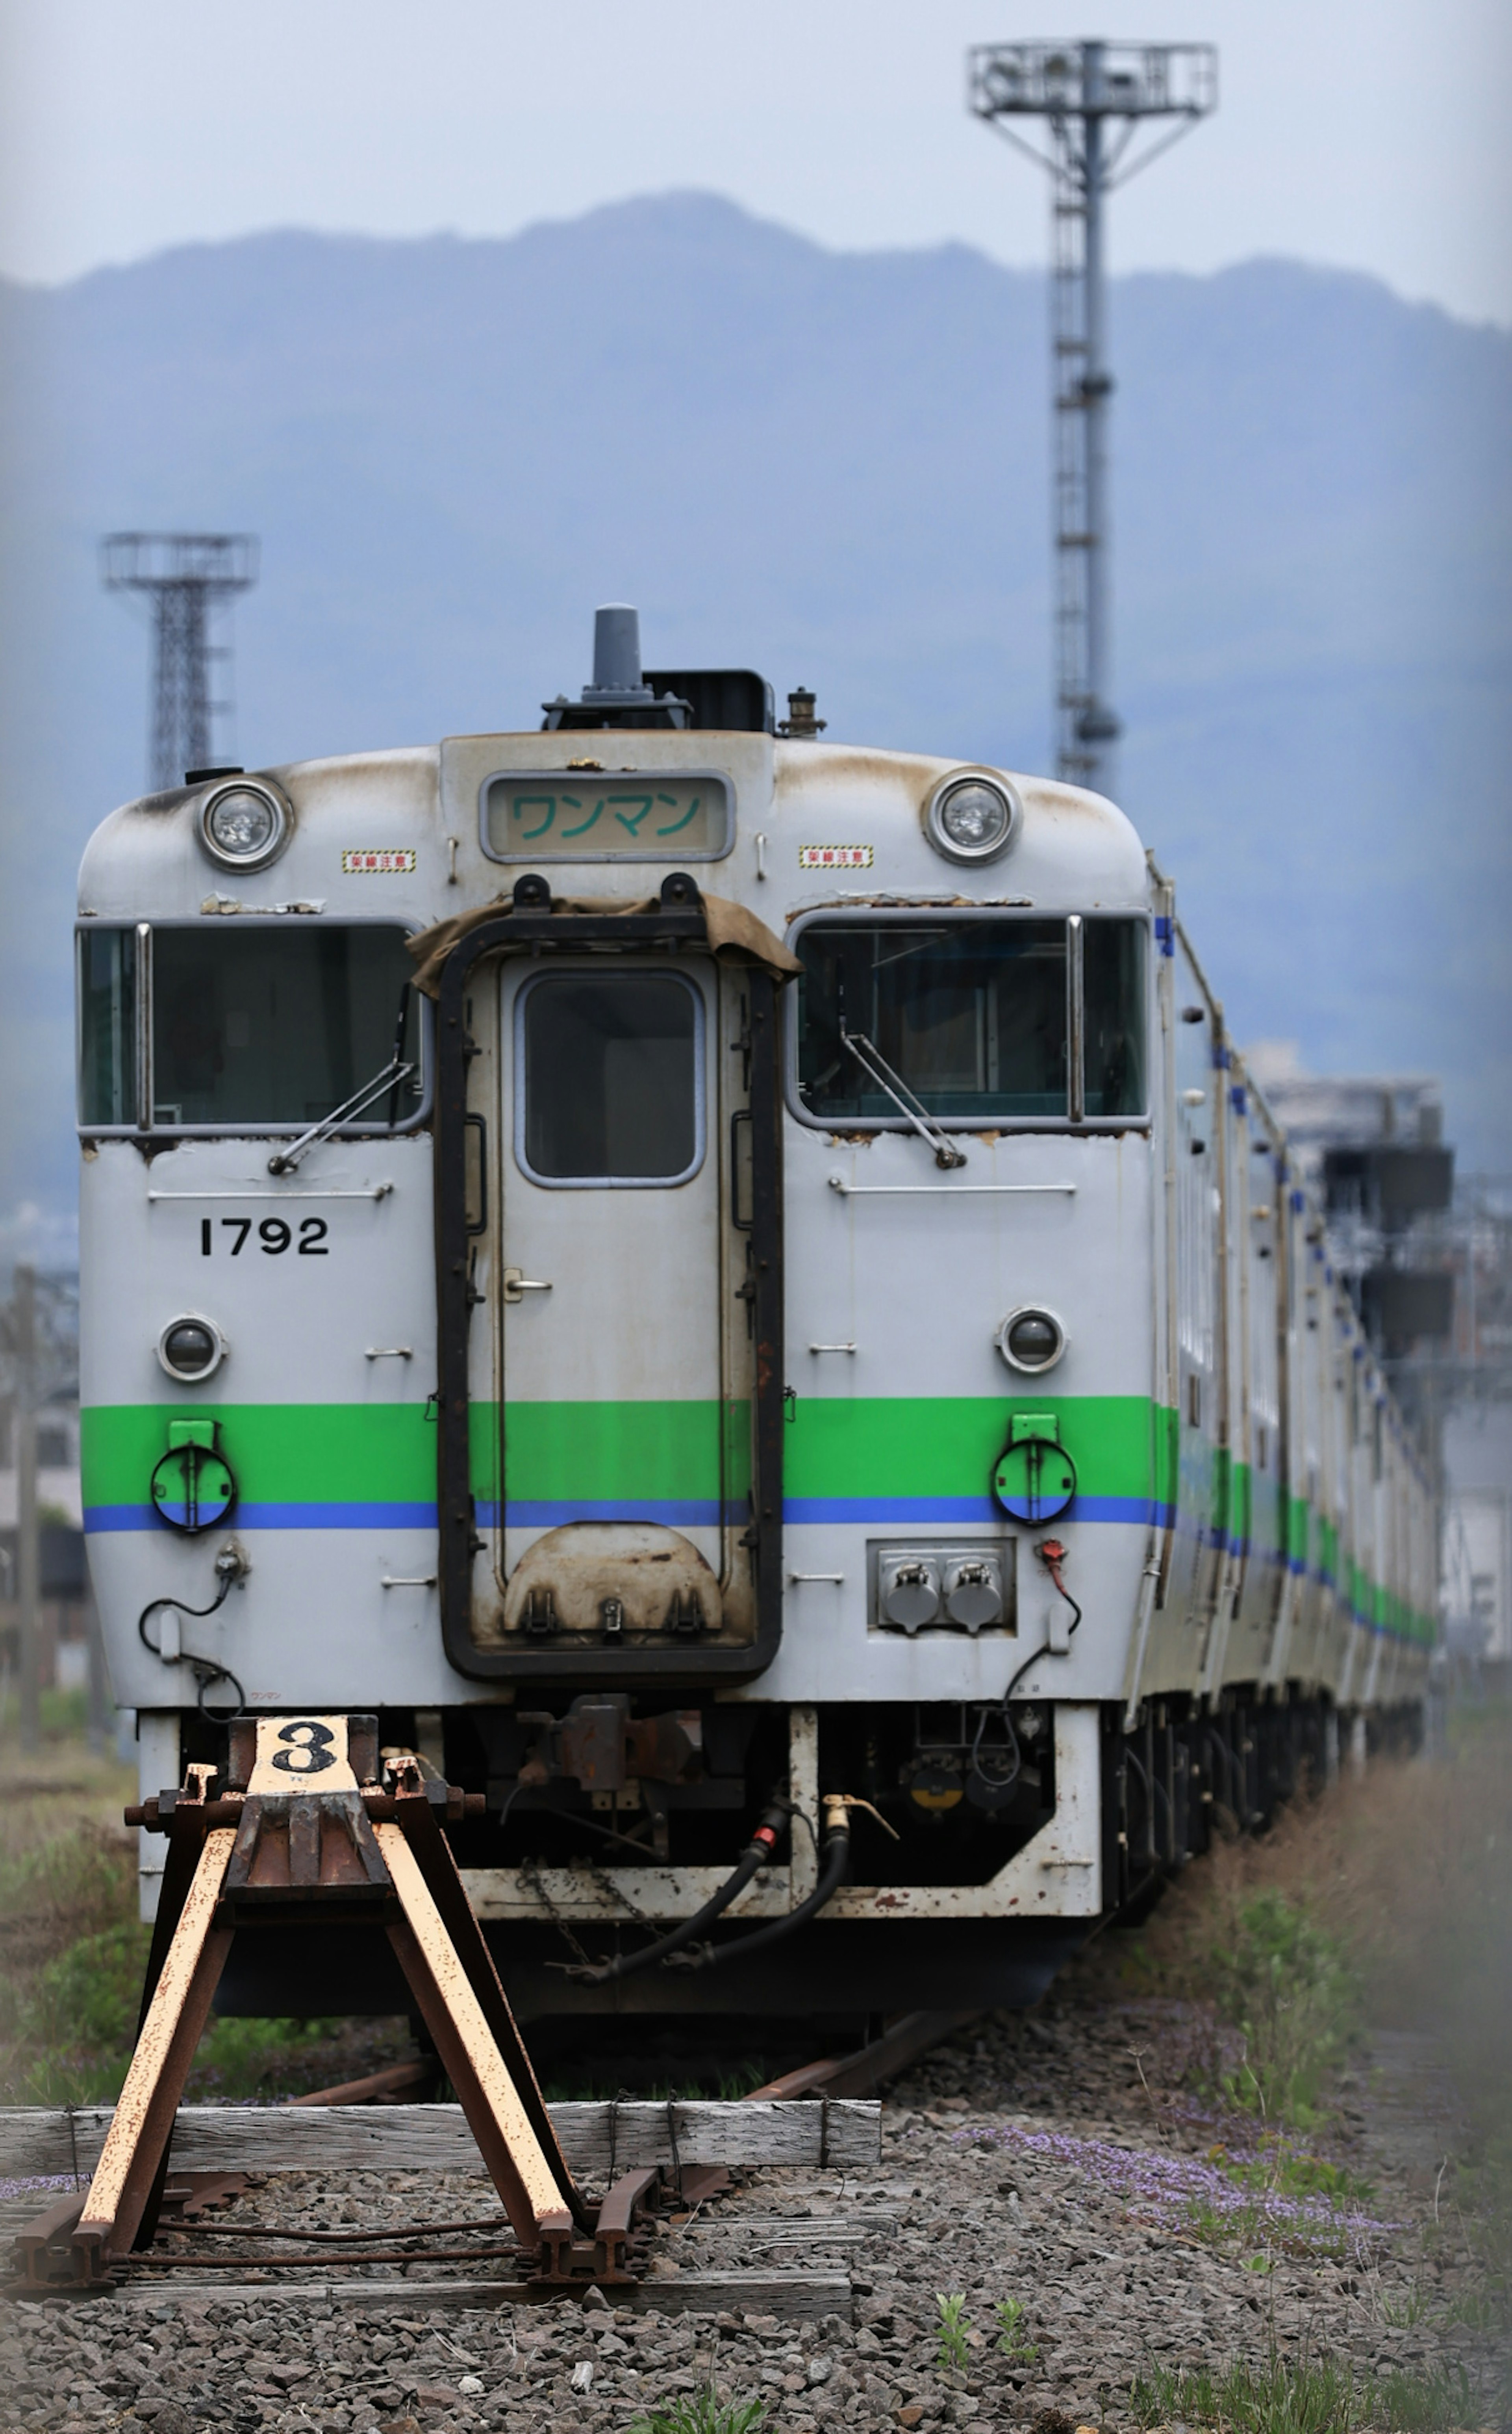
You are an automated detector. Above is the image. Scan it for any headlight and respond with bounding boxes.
[199,777,291,872]
[997,1305,1067,1374]
[925,769,1022,865]
[157,1315,227,1382]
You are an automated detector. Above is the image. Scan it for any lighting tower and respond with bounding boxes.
[102,532,259,791]
[970,41,1216,790]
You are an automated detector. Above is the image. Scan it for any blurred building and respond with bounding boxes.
[0,1391,98,1703]
[1438,1187,1512,1690]
[1248,1044,1512,1688]
[1245,1046,1454,1392]
[0,1264,111,1730]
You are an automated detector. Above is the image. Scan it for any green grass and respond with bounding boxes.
[1214,2134,1375,2209]
[0,1816,136,1948]
[1129,2353,1480,2432]
[1371,2364,1480,2432]
[11,1913,345,2104]
[0,1738,410,2104]
[625,2393,768,2434]
[1207,1887,1362,2125]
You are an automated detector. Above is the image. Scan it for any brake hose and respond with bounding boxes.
[573,1798,792,1985]
[675,1794,858,1973]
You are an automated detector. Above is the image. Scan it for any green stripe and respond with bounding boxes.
[1155,1404,1180,1511]
[82,1393,1157,1512]
[785,1393,1155,1503]
[470,1400,743,1505]
[82,1395,1435,1649]
[82,1402,436,1506]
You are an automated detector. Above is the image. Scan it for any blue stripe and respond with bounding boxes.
[782,1494,1165,1526]
[85,1501,438,1533]
[484,1499,737,1528]
[87,1492,1179,1536]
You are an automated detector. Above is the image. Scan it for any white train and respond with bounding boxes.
[77,608,1434,2027]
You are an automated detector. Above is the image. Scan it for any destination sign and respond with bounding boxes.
[482,771,731,861]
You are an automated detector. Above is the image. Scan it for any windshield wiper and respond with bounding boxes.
[267,1053,418,1175]
[838,1020,967,1170]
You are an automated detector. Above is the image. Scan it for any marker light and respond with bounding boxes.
[997,1305,1067,1374]
[157,1315,227,1383]
[199,778,291,872]
[926,770,1022,865]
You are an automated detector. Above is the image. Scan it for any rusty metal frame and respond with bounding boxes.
[59,1721,644,2290]
[432,871,785,1684]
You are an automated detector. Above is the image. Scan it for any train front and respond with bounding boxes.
[78,608,1158,2028]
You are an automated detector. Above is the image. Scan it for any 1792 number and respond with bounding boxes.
[200,1217,329,1256]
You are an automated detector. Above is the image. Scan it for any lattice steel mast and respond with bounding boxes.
[969,41,1216,790]
[102,533,258,791]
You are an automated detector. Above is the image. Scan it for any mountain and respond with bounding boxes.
[2,191,1508,1231]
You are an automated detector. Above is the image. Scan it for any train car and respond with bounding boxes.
[76,607,1436,2031]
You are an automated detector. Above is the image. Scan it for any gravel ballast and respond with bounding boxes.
[2,1983,1497,2432]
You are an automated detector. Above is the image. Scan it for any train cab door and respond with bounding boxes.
[493,952,728,1628]
[484,935,784,1674]
[432,893,785,1682]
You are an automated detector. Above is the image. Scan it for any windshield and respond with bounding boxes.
[77,924,421,1130]
[794,917,1146,1125]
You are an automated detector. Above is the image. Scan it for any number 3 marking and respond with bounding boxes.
[271,1719,337,1775]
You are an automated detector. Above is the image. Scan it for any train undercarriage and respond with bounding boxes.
[168,1687,1423,2030]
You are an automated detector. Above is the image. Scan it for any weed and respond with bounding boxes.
[935,2291,971,2373]
[1214,2134,1375,2209]
[1178,2132,1383,2258]
[1442,2282,1501,2330]
[1129,2351,1480,2432]
[1379,2282,1434,2327]
[1372,2361,1477,2431]
[716,2058,766,2101]
[1130,2352,1356,2431]
[625,2392,767,2434]
[993,2295,1040,2362]
[1206,1886,1360,2123]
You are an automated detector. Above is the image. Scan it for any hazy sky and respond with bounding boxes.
[0,0,1508,322]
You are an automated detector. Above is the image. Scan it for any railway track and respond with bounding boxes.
[4,2009,971,2302]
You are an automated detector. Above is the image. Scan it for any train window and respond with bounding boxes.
[145,926,419,1129]
[797,921,1066,1122]
[77,927,138,1126]
[517,972,703,1185]
[793,916,1148,1126]
[1084,919,1147,1117]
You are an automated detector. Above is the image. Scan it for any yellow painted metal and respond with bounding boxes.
[75,1825,236,2251]
[372,1821,566,2224]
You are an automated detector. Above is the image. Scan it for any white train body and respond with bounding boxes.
[76,627,1434,2021]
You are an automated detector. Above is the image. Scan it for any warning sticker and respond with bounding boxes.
[799,845,874,870]
[341,848,417,874]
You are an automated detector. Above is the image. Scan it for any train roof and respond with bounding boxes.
[78,731,1152,922]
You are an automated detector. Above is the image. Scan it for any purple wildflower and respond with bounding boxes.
[954,2122,1399,2258]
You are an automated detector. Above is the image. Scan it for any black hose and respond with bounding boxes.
[138,1567,245,1720]
[676,1805,851,1973]
[574,1800,791,1985]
